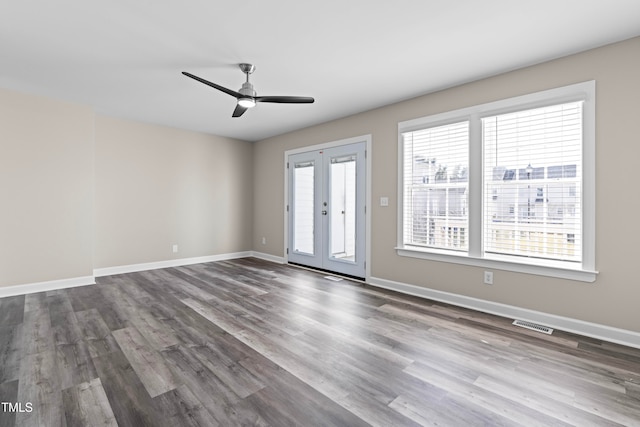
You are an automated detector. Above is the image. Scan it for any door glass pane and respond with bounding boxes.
[330,156,356,262]
[294,162,315,254]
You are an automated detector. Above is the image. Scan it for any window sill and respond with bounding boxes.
[395,246,598,282]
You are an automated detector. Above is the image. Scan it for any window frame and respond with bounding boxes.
[397,81,597,282]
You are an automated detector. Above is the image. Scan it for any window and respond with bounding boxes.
[397,81,596,282]
[402,121,469,251]
[483,102,582,262]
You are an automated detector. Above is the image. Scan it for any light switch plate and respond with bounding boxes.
[380,197,389,207]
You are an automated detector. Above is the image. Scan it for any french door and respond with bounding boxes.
[287,141,366,278]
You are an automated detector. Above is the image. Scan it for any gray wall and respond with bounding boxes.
[0,89,94,286]
[0,89,254,287]
[252,36,640,333]
[94,115,253,268]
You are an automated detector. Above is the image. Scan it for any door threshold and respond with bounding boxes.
[287,262,366,283]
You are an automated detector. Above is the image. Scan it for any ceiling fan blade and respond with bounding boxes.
[255,96,315,104]
[182,71,242,99]
[232,104,248,118]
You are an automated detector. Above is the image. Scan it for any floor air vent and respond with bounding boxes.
[512,320,554,335]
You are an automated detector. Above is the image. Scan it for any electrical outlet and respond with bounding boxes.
[262,237,266,245]
[172,244,178,253]
[484,271,493,285]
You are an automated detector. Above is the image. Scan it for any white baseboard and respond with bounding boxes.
[93,251,253,277]
[250,251,286,264]
[0,276,95,298]
[8,256,635,350]
[2,251,266,298]
[368,276,640,350]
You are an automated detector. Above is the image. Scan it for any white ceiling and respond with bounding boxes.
[2,1,640,142]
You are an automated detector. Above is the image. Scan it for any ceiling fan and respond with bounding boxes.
[182,63,315,117]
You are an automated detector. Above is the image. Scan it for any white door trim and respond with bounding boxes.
[284,135,372,281]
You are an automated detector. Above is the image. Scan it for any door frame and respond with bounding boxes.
[284,135,372,281]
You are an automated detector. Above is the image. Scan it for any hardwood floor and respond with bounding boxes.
[1,257,640,426]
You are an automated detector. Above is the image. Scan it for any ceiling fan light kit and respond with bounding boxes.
[182,63,314,117]
[238,97,256,109]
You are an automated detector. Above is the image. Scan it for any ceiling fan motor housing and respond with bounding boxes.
[239,82,256,98]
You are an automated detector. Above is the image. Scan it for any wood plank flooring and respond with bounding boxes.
[1,257,640,426]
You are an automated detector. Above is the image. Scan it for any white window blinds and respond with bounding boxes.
[402,121,469,251]
[482,101,583,262]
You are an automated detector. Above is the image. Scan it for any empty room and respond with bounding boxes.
[2,1,640,426]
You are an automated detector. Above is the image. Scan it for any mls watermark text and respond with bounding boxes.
[1,402,33,413]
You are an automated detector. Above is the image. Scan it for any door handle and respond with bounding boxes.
[322,210,327,215]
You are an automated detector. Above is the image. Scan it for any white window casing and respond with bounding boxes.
[397,81,597,282]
